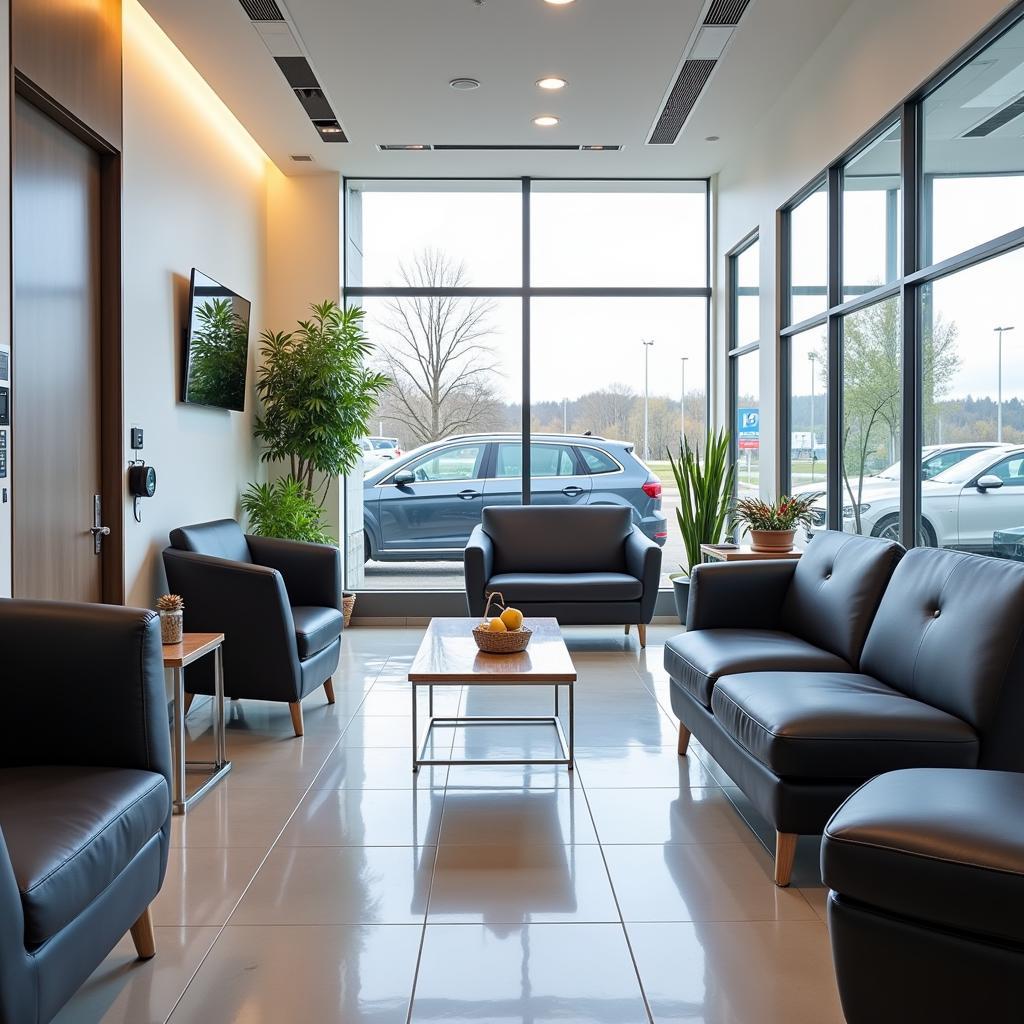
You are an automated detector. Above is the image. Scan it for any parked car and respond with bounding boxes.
[362,433,667,562]
[807,444,1024,552]
[367,436,403,459]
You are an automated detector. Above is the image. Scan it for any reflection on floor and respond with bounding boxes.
[55,625,843,1024]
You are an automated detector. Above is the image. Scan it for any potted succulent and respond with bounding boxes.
[733,494,817,552]
[667,429,735,623]
[156,593,184,645]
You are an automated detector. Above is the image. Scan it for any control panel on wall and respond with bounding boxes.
[0,344,10,599]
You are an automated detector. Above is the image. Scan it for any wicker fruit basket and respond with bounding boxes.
[473,592,532,654]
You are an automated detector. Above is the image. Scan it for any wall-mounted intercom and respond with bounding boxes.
[128,425,155,522]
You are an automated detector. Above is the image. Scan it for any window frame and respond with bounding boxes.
[727,230,761,505]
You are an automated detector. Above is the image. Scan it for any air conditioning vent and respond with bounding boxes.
[238,0,284,21]
[274,56,319,89]
[648,59,716,144]
[963,94,1024,138]
[378,143,621,152]
[704,0,751,25]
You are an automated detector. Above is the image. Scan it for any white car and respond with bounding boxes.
[810,445,1024,551]
[366,436,403,460]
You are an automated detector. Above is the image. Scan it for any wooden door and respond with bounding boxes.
[12,96,105,602]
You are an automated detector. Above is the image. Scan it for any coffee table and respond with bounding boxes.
[408,617,577,773]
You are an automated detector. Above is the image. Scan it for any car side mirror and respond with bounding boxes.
[393,469,415,486]
[977,474,1004,491]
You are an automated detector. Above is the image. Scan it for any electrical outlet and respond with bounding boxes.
[130,426,144,451]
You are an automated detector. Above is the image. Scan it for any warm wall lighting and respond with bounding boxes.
[123,0,268,176]
[533,115,560,126]
[537,77,567,90]
[543,0,576,5]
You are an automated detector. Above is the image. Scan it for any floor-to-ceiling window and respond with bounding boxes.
[728,234,760,499]
[344,179,710,591]
[781,6,1024,559]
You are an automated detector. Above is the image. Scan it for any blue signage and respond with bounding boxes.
[737,407,760,450]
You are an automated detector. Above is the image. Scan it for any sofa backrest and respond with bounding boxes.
[169,519,251,563]
[861,546,1024,767]
[483,506,631,574]
[780,531,903,666]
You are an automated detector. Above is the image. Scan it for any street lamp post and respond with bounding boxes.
[680,356,689,451]
[562,397,568,433]
[808,351,818,483]
[642,340,655,462]
[995,326,1015,443]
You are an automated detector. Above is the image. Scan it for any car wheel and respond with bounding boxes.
[364,535,372,564]
[872,514,936,547]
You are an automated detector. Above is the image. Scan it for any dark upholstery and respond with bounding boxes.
[465,506,661,629]
[163,519,343,705]
[823,769,1024,1023]
[0,600,172,1024]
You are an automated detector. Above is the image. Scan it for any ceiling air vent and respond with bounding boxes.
[704,0,751,26]
[378,144,621,152]
[238,0,284,21]
[290,154,314,162]
[648,59,716,144]
[963,94,1024,138]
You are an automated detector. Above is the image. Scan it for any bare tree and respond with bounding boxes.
[377,249,503,444]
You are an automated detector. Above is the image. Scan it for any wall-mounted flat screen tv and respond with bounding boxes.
[182,269,251,412]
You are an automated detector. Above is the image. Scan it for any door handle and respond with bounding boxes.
[92,494,109,554]
[90,525,111,536]
[562,486,584,497]
[457,489,481,500]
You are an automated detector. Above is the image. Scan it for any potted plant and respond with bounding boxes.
[155,594,184,645]
[667,429,735,623]
[732,494,816,552]
[243,301,390,617]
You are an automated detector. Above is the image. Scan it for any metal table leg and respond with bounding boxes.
[412,681,419,773]
[172,667,186,814]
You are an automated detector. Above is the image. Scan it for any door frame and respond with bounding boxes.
[10,72,124,603]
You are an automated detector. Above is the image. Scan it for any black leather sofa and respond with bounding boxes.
[163,519,343,737]
[823,768,1024,1023]
[465,506,662,646]
[0,599,172,1024]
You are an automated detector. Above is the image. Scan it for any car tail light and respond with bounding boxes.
[394,449,402,457]
[654,531,668,539]
[642,481,662,499]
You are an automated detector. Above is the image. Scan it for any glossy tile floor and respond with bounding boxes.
[56,625,843,1024]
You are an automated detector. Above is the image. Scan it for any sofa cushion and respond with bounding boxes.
[0,766,169,948]
[292,605,344,659]
[823,769,1024,945]
[780,531,902,667]
[711,672,978,778]
[664,629,851,708]
[488,572,642,603]
[169,518,251,563]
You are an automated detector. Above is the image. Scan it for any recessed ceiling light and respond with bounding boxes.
[319,125,344,134]
[450,77,481,90]
[543,0,576,5]
[705,135,720,142]
[537,76,567,90]
[533,115,560,127]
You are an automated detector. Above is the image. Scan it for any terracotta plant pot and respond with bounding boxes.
[749,528,796,553]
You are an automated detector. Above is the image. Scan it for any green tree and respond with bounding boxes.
[186,298,249,409]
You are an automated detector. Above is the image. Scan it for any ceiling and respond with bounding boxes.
[139,0,856,178]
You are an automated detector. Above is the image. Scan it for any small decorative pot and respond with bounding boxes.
[749,528,796,553]
[342,592,356,629]
[160,609,183,645]
[671,576,690,625]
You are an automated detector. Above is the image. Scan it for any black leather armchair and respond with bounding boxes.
[465,506,662,646]
[163,519,343,737]
[0,599,172,1024]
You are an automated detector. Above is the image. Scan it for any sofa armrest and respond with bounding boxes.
[246,534,342,611]
[686,560,798,631]
[464,525,494,617]
[625,528,663,622]
[0,600,172,782]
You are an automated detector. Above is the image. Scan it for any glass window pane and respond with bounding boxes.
[787,182,828,324]
[789,326,828,546]
[921,246,1024,556]
[530,180,708,287]
[734,239,760,347]
[346,180,522,287]
[843,123,901,299]
[922,18,1024,266]
[408,444,485,482]
[494,443,576,478]
[733,349,760,498]
[580,447,619,474]
[841,296,902,540]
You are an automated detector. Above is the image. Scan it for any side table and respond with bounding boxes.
[700,543,803,563]
[162,632,231,814]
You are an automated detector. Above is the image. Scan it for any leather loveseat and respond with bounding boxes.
[465,506,662,646]
[0,599,172,1024]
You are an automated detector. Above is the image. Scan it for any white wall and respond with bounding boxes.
[121,0,270,607]
[714,0,1015,493]
[0,0,9,598]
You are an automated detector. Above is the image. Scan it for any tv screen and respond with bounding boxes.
[182,269,251,412]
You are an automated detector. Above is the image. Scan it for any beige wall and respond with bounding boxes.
[0,0,9,597]
[713,0,1015,494]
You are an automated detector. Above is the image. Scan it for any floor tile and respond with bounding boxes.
[357,686,462,717]
[166,925,422,1024]
[152,846,267,926]
[628,920,844,1023]
[280,787,445,846]
[585,788,758,846]
[312,744,448,790]
[170,783,308,848]
[427,844,619,924]
[603,844,817,922]
[438,787,598,845]
[445,762,582,790]
[52,927,219,1024]
[796,884,830,922]
[340,715,420,747]
[231,845,435,925]
[571,710,679,747]
[410,923,649,1023]
[574,745,719,789]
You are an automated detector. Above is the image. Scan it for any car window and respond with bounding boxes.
[579,447,619,474]
[372,438,399,449]
[989,455,1024,486]
[408,445,483,482]
[932,448,1014,485]
[923,448,978,479]
[494,443,576,478]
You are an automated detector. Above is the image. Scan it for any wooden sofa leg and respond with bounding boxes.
[130,906,156,960]
[324,678,336,705]
[289,701,304,737]
[677,721,691,757]
[637,624,647,648]
[183,692,195,716]
[774,831,798,887]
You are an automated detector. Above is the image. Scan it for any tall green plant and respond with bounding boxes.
[241,479,332,544]
[187,298,249,410]
[668,428,735,576]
